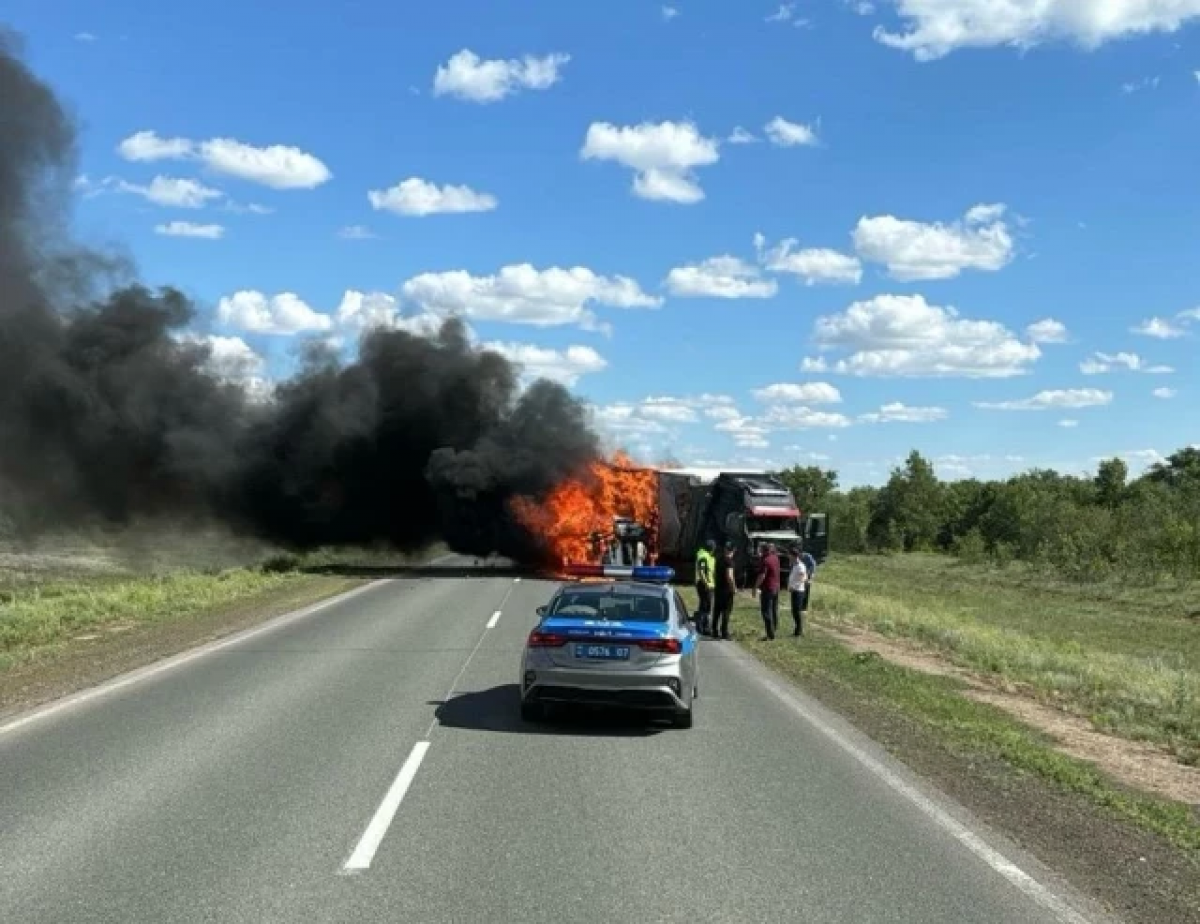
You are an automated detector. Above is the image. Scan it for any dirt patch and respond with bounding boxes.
[788,659,1200,924]
[824,624,1200,807]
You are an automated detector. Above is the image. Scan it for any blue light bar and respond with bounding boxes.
[563,564,676,583]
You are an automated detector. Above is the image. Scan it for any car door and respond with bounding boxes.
[673,591,698,693]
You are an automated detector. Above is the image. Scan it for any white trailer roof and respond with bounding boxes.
[653,466,722,483]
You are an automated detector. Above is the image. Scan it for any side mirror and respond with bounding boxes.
[535,605,547,617]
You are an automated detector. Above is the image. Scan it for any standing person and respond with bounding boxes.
[694,539,716,635]
[752,543,781,640]
[711,543,736,641]
[787,547,809,637]
[799,543,817,623]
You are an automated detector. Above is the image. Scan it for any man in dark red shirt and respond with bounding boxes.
[752,543,781,640]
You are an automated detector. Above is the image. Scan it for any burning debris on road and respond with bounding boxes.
[0,28,650,567]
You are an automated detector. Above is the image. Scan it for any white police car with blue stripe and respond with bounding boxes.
[518,565,700,729]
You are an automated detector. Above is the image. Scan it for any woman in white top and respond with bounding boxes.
[787,553,808,637]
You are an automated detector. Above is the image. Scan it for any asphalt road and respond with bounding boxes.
[0,556,1114,924]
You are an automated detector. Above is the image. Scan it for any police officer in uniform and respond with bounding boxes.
[711,542,736,641]
[694,539,716,635]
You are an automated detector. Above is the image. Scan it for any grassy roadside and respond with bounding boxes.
[810,553,1200,765]
[0,540,445,716]
[680,578,1200,855]
[684,582,1200,923]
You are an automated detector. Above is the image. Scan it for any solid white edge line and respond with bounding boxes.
[486,610,502,629]
[343,740,431,872]
[730,653,1094,924]
[0,551,469,739]
[0,578,392,739]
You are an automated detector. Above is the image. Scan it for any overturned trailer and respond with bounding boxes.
[653,468,827,586]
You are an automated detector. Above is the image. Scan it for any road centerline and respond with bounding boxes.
[342,740,431,873]
[423,579,522,739]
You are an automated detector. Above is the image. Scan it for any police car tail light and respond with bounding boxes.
[528,630,569,648]
[636,638,682,654]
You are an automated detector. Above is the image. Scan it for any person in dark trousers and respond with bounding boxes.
[786,546,809,636]
[752,543,781,640]
[711,543,736,641]
[694,539,716,635]
[799,544,817,620]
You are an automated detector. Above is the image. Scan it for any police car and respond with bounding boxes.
[518,564,699,729]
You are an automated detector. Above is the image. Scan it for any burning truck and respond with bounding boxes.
[513,457,827,585]
[650,468,827,586]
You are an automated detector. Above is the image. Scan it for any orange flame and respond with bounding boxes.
[510,452,658,566]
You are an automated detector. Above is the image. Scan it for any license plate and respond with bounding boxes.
[574,643,631,660]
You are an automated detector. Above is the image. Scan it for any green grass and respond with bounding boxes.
[0,541,444,673]
[686,586,1200,855]
[804,553,1200,764]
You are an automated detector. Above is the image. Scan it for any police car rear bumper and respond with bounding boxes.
[521,668,688,711]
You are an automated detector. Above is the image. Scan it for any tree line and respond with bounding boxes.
[777,446,1200,582]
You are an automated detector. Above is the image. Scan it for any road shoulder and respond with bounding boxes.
[690,592,1200,924]
[0,573,364,722]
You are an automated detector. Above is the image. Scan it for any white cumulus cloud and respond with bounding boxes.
[123,176,223,208]
[715,415,773,448]
[760,238,863,285]
[401,263,661,330]
[759,406,853,430]
[802,293,1041,378]
[1153,387,1177,399]
[155,221,224,239]
[334,290,400,332]
[859,402,948,423]
[665,256,778,298]
[1132,316,1187,339]
[179,334,273,403]
[432,49,569,102]
[118,130,193,161]
[975,388,1113,411]
[764,116,819,147]
[1026,318,1069,343]
[216,290,334,335]
[873,0,1200,62]
[752,383,843,404]
[368,177,497,216]
[580,120,720,205]
[728,126,759,144]
[116,130,331,189]
[484,342,607,386]
[853,203,1015,281]
[1079,352,1173,374]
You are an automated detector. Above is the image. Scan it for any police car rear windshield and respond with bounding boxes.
[547,587,668,623]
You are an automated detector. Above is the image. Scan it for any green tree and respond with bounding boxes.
[777,464,839,512]
[868,450,946,552]
[1094,457,1128,509]
[1145,447,1200,491]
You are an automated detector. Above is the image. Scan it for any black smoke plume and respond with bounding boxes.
[0,28,600,561]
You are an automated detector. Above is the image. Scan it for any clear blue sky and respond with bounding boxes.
[7,0,1199,486]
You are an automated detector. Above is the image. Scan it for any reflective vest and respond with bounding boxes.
[695,549,715,585]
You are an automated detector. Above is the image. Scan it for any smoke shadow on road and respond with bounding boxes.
[299,563,549,581]
[430,684,666,737]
